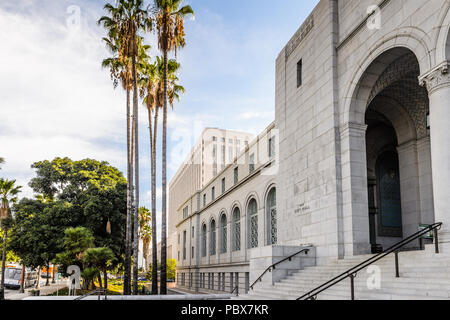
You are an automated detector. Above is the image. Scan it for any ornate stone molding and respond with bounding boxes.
[419,62,450,95]
[340,122,368,138]
[284,14,314,60]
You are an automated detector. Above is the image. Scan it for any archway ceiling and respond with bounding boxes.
[367,52,429,139]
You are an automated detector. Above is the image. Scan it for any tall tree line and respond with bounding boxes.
[99,0,193,295]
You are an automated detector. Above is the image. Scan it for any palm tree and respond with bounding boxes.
[98,0,150,295]
[138,207,152,272]
[153,0,193,294]
[0,178,21,300]
[99,16,133,295]
[0,158,4,170]
[140,56,184,293]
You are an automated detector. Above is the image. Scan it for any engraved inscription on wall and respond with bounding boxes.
[285,14,314,60]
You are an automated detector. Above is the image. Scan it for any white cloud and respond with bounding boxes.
[0,4,129,195]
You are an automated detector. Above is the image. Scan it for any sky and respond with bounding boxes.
[0,0,319,240]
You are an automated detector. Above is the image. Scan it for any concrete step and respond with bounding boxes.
[236,250,450,300]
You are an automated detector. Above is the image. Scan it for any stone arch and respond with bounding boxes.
[264,184,277,246]
[246,197,259,249]
[344,30,432,125]
[218,208,228,220]
[435,1,450,63]
[368,96,417,145]
[341,41,434,256]
[230,200,242,216]
[231,205,242,252]
[244,192,260,210]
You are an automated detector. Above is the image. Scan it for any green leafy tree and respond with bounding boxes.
[0,157,4,170]
[0,179,21,300]
[84,247,115,290]
[153,0,194,294]
[54,227,94,290]
[167,258,176,280]
[27,158,127,266]
[9,198,63,288]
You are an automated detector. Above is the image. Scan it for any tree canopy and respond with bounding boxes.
[10,158,127,270]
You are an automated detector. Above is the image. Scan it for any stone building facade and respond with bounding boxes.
[175,0,450,294]
[167,129,253,262]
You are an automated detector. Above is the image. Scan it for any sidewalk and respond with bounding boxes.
[6,280,68,300]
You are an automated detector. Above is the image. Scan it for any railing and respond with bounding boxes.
[250,248,310,291]
[297,222,442,300]
[74,288,108,301]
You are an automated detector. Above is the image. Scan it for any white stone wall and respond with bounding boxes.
[275,0,449,262]
[176,124,277,277]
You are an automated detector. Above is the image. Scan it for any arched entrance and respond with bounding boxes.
[348,47,435,254]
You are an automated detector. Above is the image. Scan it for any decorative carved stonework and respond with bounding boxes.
[285,14,314,60]
[420,63,450,95]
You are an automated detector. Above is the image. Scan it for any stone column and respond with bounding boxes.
[340,122,371,256]
[420,62,450,248]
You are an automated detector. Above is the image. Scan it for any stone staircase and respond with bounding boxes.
[234,246,450,300]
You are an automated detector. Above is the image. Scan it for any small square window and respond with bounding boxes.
[297,59,303,88]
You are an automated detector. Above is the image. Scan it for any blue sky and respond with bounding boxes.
[0,0,319,238]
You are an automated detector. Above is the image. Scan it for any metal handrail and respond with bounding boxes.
[297,222,442,300]
[74,288,108,301]
[250,248,310,291]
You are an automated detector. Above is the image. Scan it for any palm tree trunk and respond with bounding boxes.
[52,264,55,284]
[124,87,133,296]
[148,107,158,294]
[132,54,140,296]
[97,274,103,289]
[0,228,7,300]
[151,106,159,295]
[104,269,108,291]
[45,264,50,286]
[20,264,25,293]
[160,50,168,295]
[36,267,41,289]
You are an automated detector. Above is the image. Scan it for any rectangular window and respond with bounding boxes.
[249,153,255,173]
[269,136,275,159]
[228,146,233,163]
[234,167,239,185]
[192,226,195,238]
[297,59,303,88]
[203,194,206,207]
[183,231,187,260]
[212,136,217,142]
[183,206,188,219]
[221,145,226,168]
[221,178,225,194]
[212,187,215,201]
[191,246,194,259]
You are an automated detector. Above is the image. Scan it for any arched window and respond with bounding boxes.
[267,188,277,245]
[220,213,227,253]
[248,199,258,248]
[210,219,216,255]
[232,207,241,251]
[201,224,207,257]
